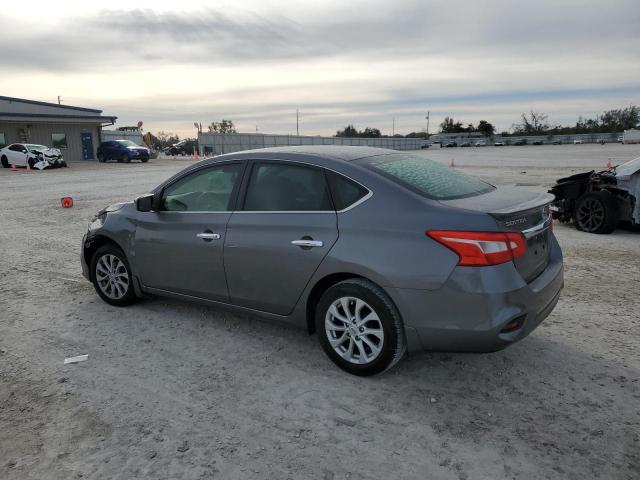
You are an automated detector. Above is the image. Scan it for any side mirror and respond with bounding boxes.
[136,194,154,212]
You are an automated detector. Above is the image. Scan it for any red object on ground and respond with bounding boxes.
[11,164,17,171]
[606,160,613,169]
[449,159,456,168]
[61,197,74,208]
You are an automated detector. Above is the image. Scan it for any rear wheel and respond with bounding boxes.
[141,158,149,163]
[575,191,619,234]
[315,279,406,376]
[91,245,137,306]
[97,153,106,163]
[1,155,9,168]
[121,154,131,163]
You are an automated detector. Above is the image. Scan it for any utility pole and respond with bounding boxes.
[426,111,430,135]
[57,95,62,105]
[296,109,299,136]
[392,117,395,136]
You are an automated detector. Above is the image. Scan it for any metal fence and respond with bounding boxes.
[102,129,144,145]
[198,133,427,155]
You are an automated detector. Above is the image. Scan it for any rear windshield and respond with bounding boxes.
[355,153,494,200]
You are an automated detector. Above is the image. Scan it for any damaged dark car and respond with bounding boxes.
[549,157,640,234]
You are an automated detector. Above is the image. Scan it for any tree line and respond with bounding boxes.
[143,105,639,149]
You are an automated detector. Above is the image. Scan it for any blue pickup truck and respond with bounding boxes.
[97,140,150,163]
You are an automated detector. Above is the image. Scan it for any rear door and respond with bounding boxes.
[134,162,244,302]
[224,161,338,315]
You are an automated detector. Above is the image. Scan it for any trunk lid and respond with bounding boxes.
[439,187,554,282]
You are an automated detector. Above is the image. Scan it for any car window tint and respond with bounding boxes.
[326,171,369,210]
[355,154,494,200]
[9,144,24,152]
[163,163,241,212]
[244,163,332,211]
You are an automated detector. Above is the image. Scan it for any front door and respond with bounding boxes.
[225,161,338,315]
[134,162,243,302]
[81,132,94,160]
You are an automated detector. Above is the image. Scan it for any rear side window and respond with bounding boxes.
[326,171,369,210]
[244,163,332,211]
[355,153,494,200]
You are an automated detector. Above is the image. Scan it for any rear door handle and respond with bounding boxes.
[197,232,221,241]
[291,239,323,248]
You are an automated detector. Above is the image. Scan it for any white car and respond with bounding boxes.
[475,140,487,147]
[0,143,66,169]
[573,139,583,144]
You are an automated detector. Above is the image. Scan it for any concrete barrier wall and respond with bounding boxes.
[198,133,427,155]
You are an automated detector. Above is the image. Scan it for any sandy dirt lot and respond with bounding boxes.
[1,145,639,479]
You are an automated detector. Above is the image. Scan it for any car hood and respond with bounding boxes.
[615,157,640,180]
[31,147,62,158]
[438,186,554,215]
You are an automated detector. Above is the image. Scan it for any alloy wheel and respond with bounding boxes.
[576,198,605,232]
[325,297,385,365]
[95,254,130,300]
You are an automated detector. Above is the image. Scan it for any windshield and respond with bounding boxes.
[116,140,138,147]
[355,153,495,200]
[26,144,48,151]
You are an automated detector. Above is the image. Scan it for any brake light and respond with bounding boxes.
[427,230,527,266]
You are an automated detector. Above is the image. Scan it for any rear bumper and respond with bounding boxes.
[391,234,564,353]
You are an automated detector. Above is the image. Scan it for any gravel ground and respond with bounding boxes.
[1,145,639,480]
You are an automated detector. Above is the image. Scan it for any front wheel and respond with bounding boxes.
[140,158,149,163]
[315,279,406,376]
[575,191,619,234]
[91,245,137,306]
[97,153,106,163]
[1,155,9,168]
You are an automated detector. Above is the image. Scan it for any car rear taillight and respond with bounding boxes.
[426,230,527,266]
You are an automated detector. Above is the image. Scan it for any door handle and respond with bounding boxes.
[291,239,323,248]
[197,232,221,240]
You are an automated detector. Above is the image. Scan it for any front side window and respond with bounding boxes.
[9,144,25,152]
[243,163,332,211]
[116,140,138,147]
[0,133,6,148]
[51,133,68,149]
[355,153,494,200]
[162,163,241,212]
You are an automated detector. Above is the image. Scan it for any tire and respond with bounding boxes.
[575,191,619,234]
[1,155,9,168]
[141,158,149,163]
[90,244,138,307]
[315,279,406,376]
[28,158,36,169]
[97,153,105,163]
[121,154,131,164]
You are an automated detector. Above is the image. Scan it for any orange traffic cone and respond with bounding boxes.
[11,163,17,172]
[26,162,32,172]
[606,159,613,169]
[194,150,200,161]
[449,159,456,168]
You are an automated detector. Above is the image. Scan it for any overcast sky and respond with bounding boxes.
[1,0,638,137]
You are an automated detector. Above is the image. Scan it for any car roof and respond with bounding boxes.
[210,145,397,163]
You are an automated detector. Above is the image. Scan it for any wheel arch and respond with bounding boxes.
[305,272,398,335]
[84,234,126,280]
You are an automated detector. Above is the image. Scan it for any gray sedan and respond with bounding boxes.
[81,146,564,376]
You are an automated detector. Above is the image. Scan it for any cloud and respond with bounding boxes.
[0,0,638,135]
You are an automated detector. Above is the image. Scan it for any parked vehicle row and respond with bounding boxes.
[81,146,564,376]
[0,143,66,169]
